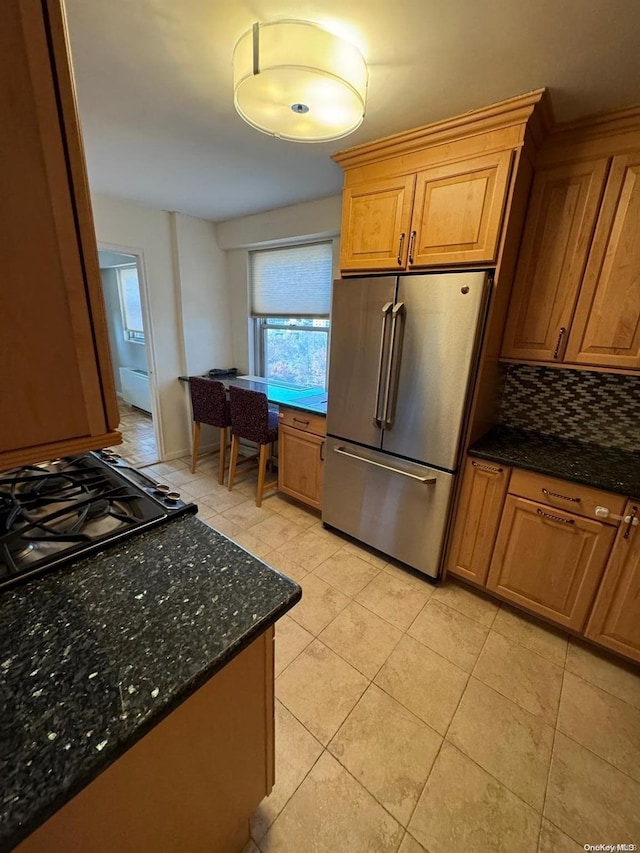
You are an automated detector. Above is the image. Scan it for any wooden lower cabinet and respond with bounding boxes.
[486,495,616,631]
[585,501,640,663]
[278,423,325,510]
[16,628,275,853]
[447,457,511,584]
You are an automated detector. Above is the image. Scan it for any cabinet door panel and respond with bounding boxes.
[586,502,640,663]
[501,159,609,361]
[278,425,324,510]
[340,175,415,271]
[447,458,511,585]
[0,0,119,468]
[487,496,615,630]
[1,1,106,453]
[410,150,512,266]
[565,152,640,370]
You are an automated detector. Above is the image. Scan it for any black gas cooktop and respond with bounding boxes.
[0,449,197,590]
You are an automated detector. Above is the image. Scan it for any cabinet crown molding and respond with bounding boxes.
[332,88,552,170]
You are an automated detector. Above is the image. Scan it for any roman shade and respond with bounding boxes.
[249,242,332,317]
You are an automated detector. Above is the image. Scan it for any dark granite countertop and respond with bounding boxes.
[470,425,640,498]
[0,515,301,852]
[178,374,328,416]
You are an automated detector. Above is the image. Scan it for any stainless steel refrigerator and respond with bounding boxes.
[322,271,490,579]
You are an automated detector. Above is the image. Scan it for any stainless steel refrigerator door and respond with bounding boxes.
[381,271,488,470]
[322,437,455,579]
[326,276,397,449]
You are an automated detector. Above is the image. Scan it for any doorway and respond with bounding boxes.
[97,246,160,466]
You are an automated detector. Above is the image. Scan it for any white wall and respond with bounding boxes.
[171,212,232,375]
[217,195,342,371]
[91,194,187,459]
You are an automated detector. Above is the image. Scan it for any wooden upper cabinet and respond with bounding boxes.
[585,501,640,664]
[339,174,415,271]
[0,0,119,468]
[409,150,513,267]
[487,494,615,631]
[501,158,609,361]
[334,90,551,275]
[565,151,640,370]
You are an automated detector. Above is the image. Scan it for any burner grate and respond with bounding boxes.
[0,453,196,589]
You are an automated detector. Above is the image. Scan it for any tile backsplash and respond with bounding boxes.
[499,364,639,452]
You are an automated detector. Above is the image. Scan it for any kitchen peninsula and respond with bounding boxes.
[1,515,300,853]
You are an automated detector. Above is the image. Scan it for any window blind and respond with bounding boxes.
[250,242,332,317]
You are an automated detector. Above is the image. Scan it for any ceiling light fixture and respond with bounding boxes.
[233,20,368,143]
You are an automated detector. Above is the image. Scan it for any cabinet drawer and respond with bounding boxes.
[278,408,326,436]
[487,495,616,631]
[508,469,626,525]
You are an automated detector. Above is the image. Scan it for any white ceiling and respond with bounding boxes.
[65,0,640,223]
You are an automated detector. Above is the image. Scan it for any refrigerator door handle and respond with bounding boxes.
[373,302,394,427]
[382,302,406,428]
[333,446,437,484]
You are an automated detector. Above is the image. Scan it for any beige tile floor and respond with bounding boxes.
[116,400,158,467]
[140,450,640,853]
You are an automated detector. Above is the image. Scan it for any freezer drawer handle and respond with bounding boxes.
[374,302,393,428]
[333,446,437,484]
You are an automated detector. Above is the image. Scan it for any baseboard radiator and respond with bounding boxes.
[119,367,152,414]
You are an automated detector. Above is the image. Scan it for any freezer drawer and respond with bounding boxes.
[322,437,455,579]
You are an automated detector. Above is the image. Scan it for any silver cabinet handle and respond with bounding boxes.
[536,508,575,525]
[382,302,405,428]
[553,327,566,360]
[472,461,503,474]
[408,230,416,264]
[542,487,580,502]
[373,302,393,428]
[334,446,436,484]
[397,232,405,265]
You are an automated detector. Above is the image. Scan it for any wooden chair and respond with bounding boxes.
[227,385,279,507]
[188,377,231,484]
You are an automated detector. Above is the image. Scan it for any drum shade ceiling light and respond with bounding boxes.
[233,20,368,143]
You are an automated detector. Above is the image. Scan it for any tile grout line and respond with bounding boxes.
[252,745,326,850]
[382,596,494,838]
[536,660,566,852]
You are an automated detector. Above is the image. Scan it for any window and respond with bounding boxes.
[117,266,144,344]
[250,242,332,388]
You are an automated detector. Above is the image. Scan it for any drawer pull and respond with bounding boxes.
[541,487,581,503]
[536,508,575,525]
[293,417,310,426]
[472,461,503,474]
